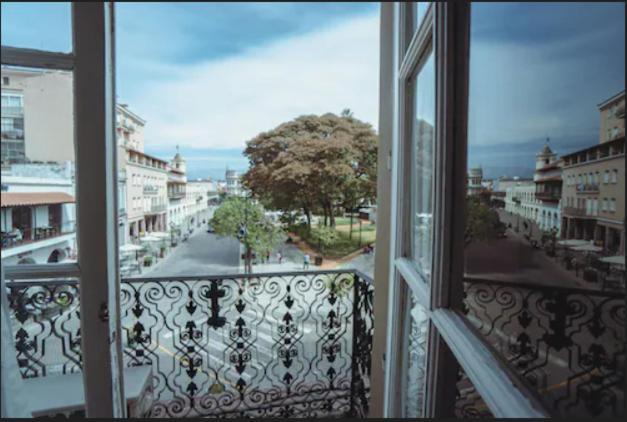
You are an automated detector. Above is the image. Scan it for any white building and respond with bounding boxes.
[167,150,188,235]
[533,143,562,233]
[116,104,168,243]
[1,162,76,265]
[503,144,563,234]
[467,167,483,196]
[225,169,243,196]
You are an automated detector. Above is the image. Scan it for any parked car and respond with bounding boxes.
[207,224,215,233]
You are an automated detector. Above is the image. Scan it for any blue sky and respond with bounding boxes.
[467,2,625,179]
[2,2,380,180]
[2,3,625,181]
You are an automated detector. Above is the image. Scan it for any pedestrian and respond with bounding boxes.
[277,251,282,264]
[266,250,270,263]
[303,253,310,270]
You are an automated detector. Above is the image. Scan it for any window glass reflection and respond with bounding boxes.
[464,2,625,418]
[411,52,435,280]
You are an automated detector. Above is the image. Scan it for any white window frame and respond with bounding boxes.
[382,2,546,418]
[1,3,125,417]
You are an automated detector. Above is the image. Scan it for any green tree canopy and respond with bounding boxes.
[465,196,506,245]
[210,197,285,261]
[242,112,378,228]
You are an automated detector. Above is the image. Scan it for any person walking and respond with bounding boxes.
[277,251,283,264]
[266,250,271,263]
[303,253,310,270]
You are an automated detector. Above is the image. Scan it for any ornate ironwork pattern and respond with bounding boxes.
[5,270,374,418]
[454,365,493,418]
[6,279,82,378]
[463,277,625,418]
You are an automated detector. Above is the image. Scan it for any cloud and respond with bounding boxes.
[128,12,380,149]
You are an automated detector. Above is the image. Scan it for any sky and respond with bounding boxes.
[1,2,625,181]
[467,2,625,179]
[1,2,380,180]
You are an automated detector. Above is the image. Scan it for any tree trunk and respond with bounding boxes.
[349,204,354,240]
[329,203,335,227]
[245,245,252,273]
[323,207,328,226]
[303,206,312,230]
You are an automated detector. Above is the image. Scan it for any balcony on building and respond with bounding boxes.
[142,184,159,195]
[575,183,600,194]
[1,192,75,249]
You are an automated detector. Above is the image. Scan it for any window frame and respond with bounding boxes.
[1,3,125,417]
[383,2,548,418]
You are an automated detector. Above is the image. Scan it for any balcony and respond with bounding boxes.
[534,192,560,202]
[143,185,159,195]
[5,272,623,418]
[5,270,374,418]
[576,183,599,193]
[1,129,25,140]
[562,206,590,217]
[147,203,166,214]
[1,221,76,249]
[1,106,24,117]
[463,277,624,417]
[168,190,185,199]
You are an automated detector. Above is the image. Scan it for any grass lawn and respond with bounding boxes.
[291,217,376,259]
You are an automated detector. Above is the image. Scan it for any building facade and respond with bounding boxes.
[1,162,76,265]
[225,169,243,196]
[533,143,562,233]
[167,151,188,234]
[560,91,625,254]
[1,67,73,165]
[467,167,483,196]
[116,104,168,243]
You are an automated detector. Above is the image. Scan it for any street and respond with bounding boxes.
[141,231,241,277]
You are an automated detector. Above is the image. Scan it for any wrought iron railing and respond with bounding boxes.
[5,270,374,418]
[462,277,625,418]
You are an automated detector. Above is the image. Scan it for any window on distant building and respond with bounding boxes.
[610,198,616,212]
[2,76,8,85]
[602,198,608,211]
[611,169,617,183]
[604,170,610,183]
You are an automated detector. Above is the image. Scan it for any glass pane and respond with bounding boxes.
[1,66,76,265]
[464,2,625,418]
[411,51,436,280]
[455,365,493,419]
[0,2,72,53]
[402,291,429,417]
[414,2,430,31]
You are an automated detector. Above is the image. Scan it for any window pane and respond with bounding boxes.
[414,2,430,32]
[0,2,72,53]
[464,3,625,418]
[455,364,493,419]
[411,51,435,280]
[1,66,76,265]
[402,292,429,417]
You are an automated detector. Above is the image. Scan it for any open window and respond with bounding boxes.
[1,3,126,417]
[380,1,625,418]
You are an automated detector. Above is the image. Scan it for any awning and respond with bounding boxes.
[120,244,144,252]
[571,244,603,252]
[599,255,625,266]
[557,239,589,247]
[1,192,75,208]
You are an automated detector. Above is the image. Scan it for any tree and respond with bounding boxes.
[242,112,377,230]
[309,225,339,254]
[465,196,506,245]
[210,197,285,273]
